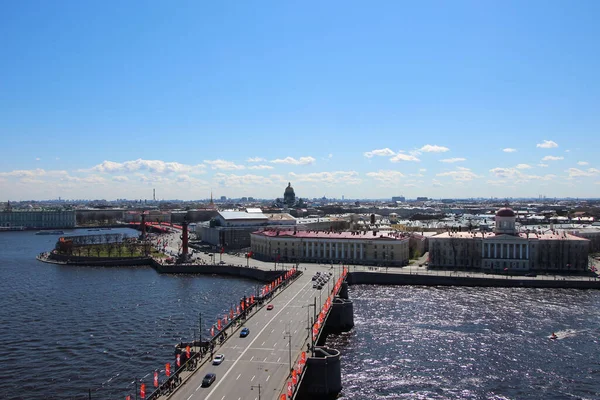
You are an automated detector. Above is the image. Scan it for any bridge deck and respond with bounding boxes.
[168,267,338,400]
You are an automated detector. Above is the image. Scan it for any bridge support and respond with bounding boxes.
[295,346,342,400]
[338,281,349,299]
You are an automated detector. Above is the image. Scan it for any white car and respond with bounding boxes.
[212,354,225,365]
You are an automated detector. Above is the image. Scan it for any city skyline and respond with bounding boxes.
[1,1,599,201]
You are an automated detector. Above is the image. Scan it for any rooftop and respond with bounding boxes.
[432,231,589,241]
[218,211,268,221]
[252,230,409,241]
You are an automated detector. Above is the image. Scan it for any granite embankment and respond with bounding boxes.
[347,271,600,289]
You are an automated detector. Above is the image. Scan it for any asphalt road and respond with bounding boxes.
[169,265,336,400]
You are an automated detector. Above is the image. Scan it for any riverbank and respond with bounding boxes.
[347,270,600,289]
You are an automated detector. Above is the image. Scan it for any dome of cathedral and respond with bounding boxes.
[496,207,516,217]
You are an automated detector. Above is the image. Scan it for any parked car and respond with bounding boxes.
[240,327,250,337]
[201,373,216,387]
[267,304,274,310]
[212,354,225,365]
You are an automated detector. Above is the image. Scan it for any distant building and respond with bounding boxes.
[283,182,296,207]
[251,229,410,266]
[0,210,76,229]
[392,196,405,202]
[429,207,589,273]
[416,197,428,201]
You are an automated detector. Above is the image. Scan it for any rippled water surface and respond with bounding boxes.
[0,230,259,399]
[327,285,600,399]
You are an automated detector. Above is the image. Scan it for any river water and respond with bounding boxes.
[327,285,600,399]
[2,230,599,399]
[0,229,259,400]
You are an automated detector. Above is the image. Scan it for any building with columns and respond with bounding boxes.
[250,229,410,266]
[429,207,590,273]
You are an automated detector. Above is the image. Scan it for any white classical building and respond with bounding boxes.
[429,207,590,273]
[250,229,410,266]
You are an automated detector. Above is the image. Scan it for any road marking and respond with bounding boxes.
[221,397,225,400]
[277,357,281,363]
[251,375,255,381]
[266,375,270,381]
[271,329,274,333]
[203,278,313,399]
[187,395,194,400]
[261,341,265,346]
[294,330,297,334]
[236,373,241,380]
[263,357,268,362]
[250,356,254,361]
[273,342,278,347]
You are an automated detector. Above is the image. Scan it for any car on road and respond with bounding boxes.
[201,373,216,387]
[240,327,250,337]
[212,354,225,365]
[267,304,274,310]
[219,261,226,264]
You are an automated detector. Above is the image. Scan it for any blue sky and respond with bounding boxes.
[1,1,599,201]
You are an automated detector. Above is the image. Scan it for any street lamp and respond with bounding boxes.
[284,329,292,374]
[251,384,262,400]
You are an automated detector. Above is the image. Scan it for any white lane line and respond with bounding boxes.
[263,357,268,362]
[266,375,270,381]
[236,373,241,380]
[261,341,265,346]
[294,330,297,334]
[271,329,274,333]
[187,394,194,400]
[273,342,278,347]
[250,356,254,361]
[204,278,313,399]
[196,383,202,390]
[221,397,225,400]
[251,375,255,381]
[277,357,281,363]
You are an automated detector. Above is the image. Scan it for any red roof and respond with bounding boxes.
[253,230,408,241]
[496,207,516,217]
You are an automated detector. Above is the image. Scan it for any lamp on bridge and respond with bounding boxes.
[251,384,262,400]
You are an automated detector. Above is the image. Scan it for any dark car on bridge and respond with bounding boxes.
[201,373,216,387]
[240,327,250,337]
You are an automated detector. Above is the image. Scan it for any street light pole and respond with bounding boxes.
[284,330,292,374]
[251,384,262,400]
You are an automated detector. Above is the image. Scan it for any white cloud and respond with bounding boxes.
[419,144,450,153]
[515,164,532,169]
[214,173,273,187]
[35,157,41,161]
[363,148,395,158]
[112,176,129,182]
[436,167,479,181]
[578,161,589,166]
[204,159,246,170]
[566,168,600,178]
[0,169,68,179]
[439,158,466,163]
[541,155,564,161]
[432,179,443,187]
[536,140,558,149]
[419,168,427,172]
[247,157,266,163]
[503,148,517,153]
[248,165,274,170]
[89,159,206,174]
[489,167,557,184]
[538,163,549,168]
[271,156,316,165]
[366,170,405,184]
[328,154,333,159]
[404,183,417,187]
[390,153,420,162]
[289,171,361,185]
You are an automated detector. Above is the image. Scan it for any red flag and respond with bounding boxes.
[217,319,222,330]
[292,369,297,385]
[287,381,293,397]
[165,363,171,377]
[186,345,191,358]
[153,371,158,387]
[280,395,286,400]
[140,383,146,399]
[176,354,181,367]
[220,247,224,254]
[248,251,253,258]
[127,396,131,400]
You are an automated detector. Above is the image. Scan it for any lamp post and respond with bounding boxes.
[284,330,292,374]
[251,384,262,400]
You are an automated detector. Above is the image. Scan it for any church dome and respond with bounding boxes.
[496,207,515,217]
[284,182,295,194]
